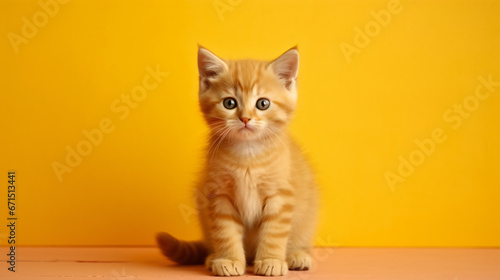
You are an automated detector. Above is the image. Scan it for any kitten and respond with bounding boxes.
[157,46,318,276]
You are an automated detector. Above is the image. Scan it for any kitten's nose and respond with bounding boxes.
[240,117,251,124]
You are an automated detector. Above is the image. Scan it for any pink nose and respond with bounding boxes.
[240,117,251,124]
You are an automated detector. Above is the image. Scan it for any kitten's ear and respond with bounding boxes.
[268,47,299,90]
[198,46,227,79]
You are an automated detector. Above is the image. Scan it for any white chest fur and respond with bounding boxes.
[234,167,262,227]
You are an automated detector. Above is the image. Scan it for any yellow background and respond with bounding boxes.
[1,0,499,247]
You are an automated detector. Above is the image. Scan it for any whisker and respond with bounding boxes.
[207,126,230,161]
[263,128,279,152]
[208,124,227,135]
[208,124,228,137]
[267,126,287,149]
[207,120,226,127]
[203,114,226,121]
[208,120,226,125]
[210,127,232,165]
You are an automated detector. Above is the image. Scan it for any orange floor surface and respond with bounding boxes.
[0,247,499,279]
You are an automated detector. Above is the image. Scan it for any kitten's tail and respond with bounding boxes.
[156,232,208,265]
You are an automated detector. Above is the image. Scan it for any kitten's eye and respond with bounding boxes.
[256,98,270,110]
[223,97,237,109]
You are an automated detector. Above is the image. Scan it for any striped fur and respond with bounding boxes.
[157,47,318,276]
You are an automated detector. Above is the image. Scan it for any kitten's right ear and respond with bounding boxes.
[197,46,227,80]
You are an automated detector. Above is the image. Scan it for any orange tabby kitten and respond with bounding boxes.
[157,46,318,276]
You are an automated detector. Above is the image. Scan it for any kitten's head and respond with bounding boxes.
[197,47,299,143]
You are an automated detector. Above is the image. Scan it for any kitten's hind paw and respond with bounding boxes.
[254,258,288,276]
[287,250,312,270]
[208,256,245,276]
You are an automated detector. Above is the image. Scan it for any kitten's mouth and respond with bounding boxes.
[231,125,261,141]
[235,125,257,139]
[239,125,254,131]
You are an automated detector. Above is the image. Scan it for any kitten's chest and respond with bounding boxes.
[233,167,265,227]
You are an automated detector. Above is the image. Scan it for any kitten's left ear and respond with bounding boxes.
[268,47,299,90]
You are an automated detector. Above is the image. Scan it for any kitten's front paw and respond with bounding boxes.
[209,257,245,276]
[254,258,288,276]
[287,250,312,270]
